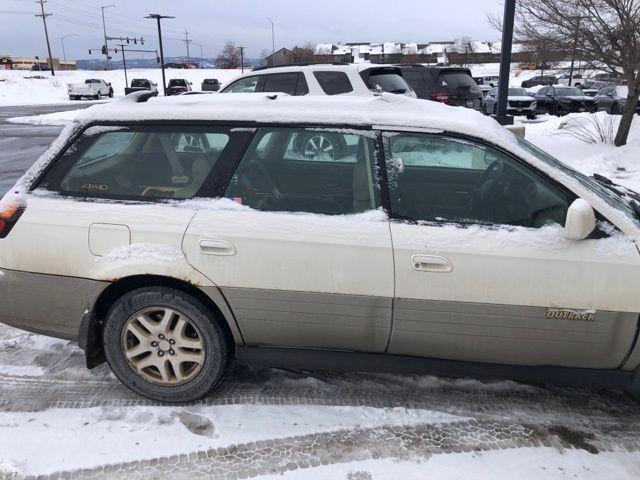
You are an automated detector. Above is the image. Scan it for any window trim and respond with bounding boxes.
[379,129,577,228]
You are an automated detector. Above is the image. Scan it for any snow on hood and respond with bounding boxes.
[73,92,518,148]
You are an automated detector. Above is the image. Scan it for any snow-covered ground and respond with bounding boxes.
[0,68,243,106]
[1,323,639,479]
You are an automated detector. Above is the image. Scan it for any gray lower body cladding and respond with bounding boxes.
[221,287,392,352]
[0,268,108,341]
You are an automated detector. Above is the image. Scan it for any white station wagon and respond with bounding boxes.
[1,92,640,402]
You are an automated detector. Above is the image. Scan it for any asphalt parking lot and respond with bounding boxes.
[0,104,92,196]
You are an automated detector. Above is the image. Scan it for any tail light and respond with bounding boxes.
[0,201,25,239]
[431,92,457,104]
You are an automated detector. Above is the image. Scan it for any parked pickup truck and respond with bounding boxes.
[124,78,158,96]
[166,78,192,96]
[68,79,113,100]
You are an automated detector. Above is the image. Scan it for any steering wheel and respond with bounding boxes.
[470,159,505,219]
[238,159,282,208]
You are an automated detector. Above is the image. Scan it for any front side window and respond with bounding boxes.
[224,76,260,93]
[313,71,353,95]
[385,133,571,228]
[38,127,248,200]
[224,128,380,215]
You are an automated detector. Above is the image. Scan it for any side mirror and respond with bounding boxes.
[565,198,596,240]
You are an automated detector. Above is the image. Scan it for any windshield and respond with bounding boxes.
[516,136,640,226]
[367,73,411,94]
[438,71,481,93]
[508,88,529,96]
[555,87,583,97]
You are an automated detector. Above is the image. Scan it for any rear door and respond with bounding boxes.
[383,130,640,369]
[183,127,394,352]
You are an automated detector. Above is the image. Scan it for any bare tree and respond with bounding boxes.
[215,41,241,69]
[449,36,475,66]
[500,0,640,147]
[292,41,316,63]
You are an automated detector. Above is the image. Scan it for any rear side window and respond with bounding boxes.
[437,71,481,93]
[366,73,410,94]
[313,71,353,95]
[262,73,304,95]
[224,127,380,215]
[38,127,252,200]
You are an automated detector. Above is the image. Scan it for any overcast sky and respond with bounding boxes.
[1,0,505,61]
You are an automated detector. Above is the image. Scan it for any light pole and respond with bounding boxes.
[60,34,77,71]
[101,5,115,69]
[496,0,516,125]
[267,17,275,64]
[145,13,175,96]
[238,46,245,73]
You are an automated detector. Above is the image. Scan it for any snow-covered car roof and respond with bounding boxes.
[74,92,516,147]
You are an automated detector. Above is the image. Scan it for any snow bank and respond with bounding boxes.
[0,68,243,107]
[526,112,640,193]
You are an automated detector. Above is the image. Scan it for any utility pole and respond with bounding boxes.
[183,28,192,68]
[60,34,77,71]
[145,13,175,96]
[101,5,115,69]
[35,0,55,76]
[238,46,245,73]
[267,17,275,59]
[496,0,516,125]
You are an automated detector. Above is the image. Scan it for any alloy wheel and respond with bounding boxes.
[121,306,206,386]
[304,135,335,161]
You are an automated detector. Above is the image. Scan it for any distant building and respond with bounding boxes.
[264,48,296,67]
[313,41,536,65]
[0,55,76,71]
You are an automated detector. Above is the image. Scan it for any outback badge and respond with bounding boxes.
[546,308,596,321]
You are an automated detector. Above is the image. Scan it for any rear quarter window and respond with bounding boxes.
[38,126,253,200]
[313,71,354,95]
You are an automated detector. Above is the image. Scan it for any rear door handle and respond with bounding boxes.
[411,254,453,273]
[199,239,236,256]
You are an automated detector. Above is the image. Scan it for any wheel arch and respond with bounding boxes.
[80,274,243,368]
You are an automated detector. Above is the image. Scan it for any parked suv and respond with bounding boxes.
[166,78,192,96]
[2,92,640,402]
[534,85,597,115]
[483,87,536,119]
[399,65,483,110]
[594,85,640,115]
[521,75,557,88]
[219,64,415,97]
[201,78,221,92]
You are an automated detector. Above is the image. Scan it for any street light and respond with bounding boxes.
[145,13,175,96]
[101,5,115,69]
[267,17,275,64]
[60,34,77,71]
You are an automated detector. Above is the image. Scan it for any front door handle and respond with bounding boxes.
[199,239,236,256]
[411,254,453,273]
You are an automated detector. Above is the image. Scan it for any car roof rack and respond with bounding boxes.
[252,62,350,72]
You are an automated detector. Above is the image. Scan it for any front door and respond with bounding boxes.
[382,131,640,368]
[183,127,394,352]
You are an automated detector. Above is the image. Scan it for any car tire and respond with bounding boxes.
[612,103,623,115]
[102,286,229,402]
[527,114,536,120]
[96,92,102,100]
[109,89,114,98]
